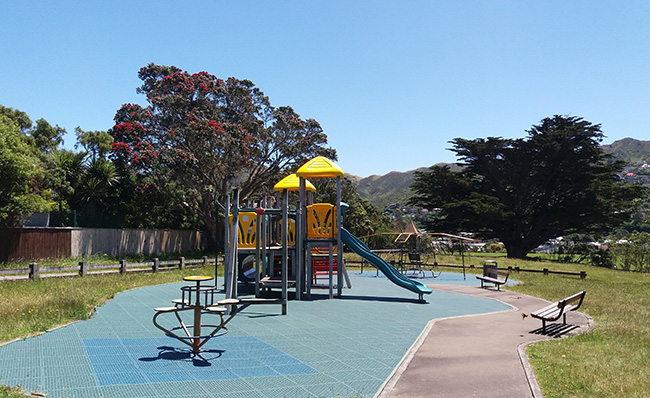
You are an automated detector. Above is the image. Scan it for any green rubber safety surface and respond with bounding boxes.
[0,273,510,397]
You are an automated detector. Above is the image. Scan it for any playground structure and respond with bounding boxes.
[152,156,436,352]
[221,156,433,309]
[221,156,348,312]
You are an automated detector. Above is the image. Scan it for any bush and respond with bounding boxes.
[589,248,615,268]
[611,232,650,272]
[486,242,504,253]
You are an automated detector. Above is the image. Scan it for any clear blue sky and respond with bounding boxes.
[2,1,648,177]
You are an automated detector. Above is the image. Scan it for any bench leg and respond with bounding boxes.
[541,319,546,333]
[563,313,567,325]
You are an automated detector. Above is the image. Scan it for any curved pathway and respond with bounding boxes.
[379,285,593,398]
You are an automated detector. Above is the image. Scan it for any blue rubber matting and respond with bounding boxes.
[84,336,317,386]
[0,272,511,398]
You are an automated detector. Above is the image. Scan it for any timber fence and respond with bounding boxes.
[347,259,587,279]
[0,256,220,281]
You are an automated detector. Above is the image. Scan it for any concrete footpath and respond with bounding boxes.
[378,285,593,398]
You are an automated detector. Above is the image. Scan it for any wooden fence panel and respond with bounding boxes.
[71,229,202,257]
[1,227,203,262]
[0,228,72,262]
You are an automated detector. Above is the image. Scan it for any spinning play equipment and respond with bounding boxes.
[152,275,240,355]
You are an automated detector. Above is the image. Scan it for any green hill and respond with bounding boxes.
[354,168,426,210]
[602,138,650,162]
[355,163,462,210]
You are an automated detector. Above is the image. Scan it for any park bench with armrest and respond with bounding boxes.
[476,263,509,290]
[531,290,586,332]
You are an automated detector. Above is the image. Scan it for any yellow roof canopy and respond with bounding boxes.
[273,174,316,192]
[295,156,344,178]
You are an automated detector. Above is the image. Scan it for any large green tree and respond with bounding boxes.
[110,64,336,247]
[0,116,52,226]
[410,115,645,259]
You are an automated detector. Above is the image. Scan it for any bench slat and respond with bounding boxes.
[476,276,507,285]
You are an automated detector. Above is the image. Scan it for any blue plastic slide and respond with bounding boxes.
[341,228,432,299]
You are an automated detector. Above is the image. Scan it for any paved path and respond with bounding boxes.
[378,285,593,398]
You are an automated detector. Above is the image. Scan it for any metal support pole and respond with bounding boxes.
[221,193,231,290]
[328,242,334,299]
[255,209,263,297]
[461,238,466,280]
[282,188,289,315]
[226,189,240,308]
[297,178,306,300]
[336,176,343,297]
[262,208,268,277]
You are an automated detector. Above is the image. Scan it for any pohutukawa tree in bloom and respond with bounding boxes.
[110,63,336,246]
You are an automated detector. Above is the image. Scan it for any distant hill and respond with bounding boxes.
[345,174,363,185]
[602,138,650,163]
[354,168,426,210]
[355,163,462,210]
[355,138,650,210]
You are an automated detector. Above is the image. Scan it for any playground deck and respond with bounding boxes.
[0,273,591,398]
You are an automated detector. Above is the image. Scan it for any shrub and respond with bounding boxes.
[611,232,650,271]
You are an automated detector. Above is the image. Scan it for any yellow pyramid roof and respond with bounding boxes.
[295,156,344,178]
[273,174,316,192]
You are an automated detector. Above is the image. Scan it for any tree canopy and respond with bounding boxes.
[0,115,52,226]
[75,127,114,162]
[110,64,336,246]
[410,115,646,258]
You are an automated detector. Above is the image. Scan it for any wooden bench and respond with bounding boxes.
[476,264,509,290]
[531,290,586,332]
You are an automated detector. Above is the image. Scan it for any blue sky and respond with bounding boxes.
[2,1,648,177]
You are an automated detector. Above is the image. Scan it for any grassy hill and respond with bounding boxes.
[355,163,463,210]
[355,168,427,210]
[602,138,650,162]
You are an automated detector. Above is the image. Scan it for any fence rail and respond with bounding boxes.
[0,256,219,281]
[346,260,587,279]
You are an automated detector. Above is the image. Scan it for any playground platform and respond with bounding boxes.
[0,273,591,398]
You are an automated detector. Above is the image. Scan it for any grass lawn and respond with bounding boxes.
[0,385,23,398]
[1,254,649,397]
